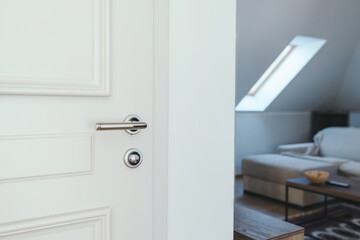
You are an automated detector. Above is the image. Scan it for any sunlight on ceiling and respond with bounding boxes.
[236,35,327,112]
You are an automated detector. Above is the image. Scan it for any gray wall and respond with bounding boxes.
[235,112,360,175]
[350,112,360,128]
[335,40,360,110]
[235,0,360,175]
[236,0,360,111]
[235,112,311,175]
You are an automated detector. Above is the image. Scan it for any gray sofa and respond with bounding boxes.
[242,127,360,207]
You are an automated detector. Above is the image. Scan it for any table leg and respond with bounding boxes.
[324,195,328,217]
[285,185,289,221]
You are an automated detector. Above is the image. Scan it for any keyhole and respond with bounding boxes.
[124,149,143,168]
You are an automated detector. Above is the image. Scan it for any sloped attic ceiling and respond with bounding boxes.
[336,40,360,111]
[236,0,360,112]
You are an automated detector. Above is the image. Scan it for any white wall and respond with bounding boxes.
[235,112,311,175]
[168,0,236,239]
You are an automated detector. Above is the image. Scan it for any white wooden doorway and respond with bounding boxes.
[0,0,155,239]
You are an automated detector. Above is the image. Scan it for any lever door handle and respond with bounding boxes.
[96,122,147,130]
[96,115,146,135]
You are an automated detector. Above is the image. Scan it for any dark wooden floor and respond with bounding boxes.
[234,176,305,219]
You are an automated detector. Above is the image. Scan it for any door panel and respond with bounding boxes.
[0,0,153,239]
[0,208,109,240]
[0,0,109,96]
[0,133,93,183]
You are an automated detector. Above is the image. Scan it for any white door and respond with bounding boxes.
[0,0,154,239]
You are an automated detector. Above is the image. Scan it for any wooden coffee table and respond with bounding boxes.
[285,176,360,221]
[234,205,304,240]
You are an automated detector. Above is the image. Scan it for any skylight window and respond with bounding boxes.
[236,36,327,112]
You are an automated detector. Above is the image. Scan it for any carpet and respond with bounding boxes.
[289,204,360,240]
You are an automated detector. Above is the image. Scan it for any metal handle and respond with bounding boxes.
[96,122,147,131]
[96,115,147,135]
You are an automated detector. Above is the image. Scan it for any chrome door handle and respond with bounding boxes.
[96,115,147,135]
[96,122,147,130]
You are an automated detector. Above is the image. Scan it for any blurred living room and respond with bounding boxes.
[234,0,360,239]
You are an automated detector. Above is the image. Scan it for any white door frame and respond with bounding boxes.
[152,0,236,239]
[153,0,169,240]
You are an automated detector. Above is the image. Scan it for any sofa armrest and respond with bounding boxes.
[277,142,318,156]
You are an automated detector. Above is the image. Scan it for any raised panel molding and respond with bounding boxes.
[0,208,110,240]
[0,0,110,96]
[0,133,94,183]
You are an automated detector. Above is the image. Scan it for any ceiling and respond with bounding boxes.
[236,0,360,111]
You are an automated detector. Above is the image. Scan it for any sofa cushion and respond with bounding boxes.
[339,162,360,180]
[242,154,337,184]
[314,127,360,162]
